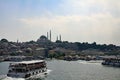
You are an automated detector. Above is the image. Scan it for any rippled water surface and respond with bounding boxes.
[0,60,120,80]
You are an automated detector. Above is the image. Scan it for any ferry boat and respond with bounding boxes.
[7,60,47,79]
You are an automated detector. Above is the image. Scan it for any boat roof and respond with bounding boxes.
[11,60,45,64]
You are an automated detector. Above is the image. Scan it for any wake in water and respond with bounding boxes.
[78,60,102,65]
[0,69,52,80]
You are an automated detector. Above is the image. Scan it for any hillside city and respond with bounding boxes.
[0,31,120,61]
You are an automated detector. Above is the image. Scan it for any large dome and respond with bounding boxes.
[40,35,47,39]
[37,35,48,43]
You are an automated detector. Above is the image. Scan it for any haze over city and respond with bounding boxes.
[0,0,120,45]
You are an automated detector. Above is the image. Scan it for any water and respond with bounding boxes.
[0,60,120,80]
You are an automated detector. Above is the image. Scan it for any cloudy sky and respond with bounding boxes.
[0,0,120,45]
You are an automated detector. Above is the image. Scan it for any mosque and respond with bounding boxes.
[37,30,62,43]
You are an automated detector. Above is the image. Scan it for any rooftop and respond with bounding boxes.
[11,60,45,64]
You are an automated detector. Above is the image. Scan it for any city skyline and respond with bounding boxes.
[0,0,120,45]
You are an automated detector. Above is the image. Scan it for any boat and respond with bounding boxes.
[0,56,4,62]
[102,58,120,67]
[7,60,47,79]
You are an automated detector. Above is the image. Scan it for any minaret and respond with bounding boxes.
[50,30,51,41]
[57,36,58,41]
[47,32,49,40]
[60,34,61,41]
[17,39,19,43]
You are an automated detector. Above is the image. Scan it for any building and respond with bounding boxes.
[37,35,49,43]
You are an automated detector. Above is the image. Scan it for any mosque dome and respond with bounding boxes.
[37,35,48,43]
[40,35,47,40]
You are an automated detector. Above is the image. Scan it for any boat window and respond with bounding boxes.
[33,72,34,75]
[15,69,26,73]
[9,70,12,72]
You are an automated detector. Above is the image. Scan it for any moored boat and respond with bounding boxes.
[102,58,120,67]
[7,60,47,79]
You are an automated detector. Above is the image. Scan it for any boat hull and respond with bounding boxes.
[7,68,47,79]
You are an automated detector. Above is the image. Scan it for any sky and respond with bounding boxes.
[0,0,120,45]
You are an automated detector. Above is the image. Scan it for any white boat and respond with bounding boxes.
[7,60,47,79]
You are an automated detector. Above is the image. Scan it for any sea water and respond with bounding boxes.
[0,60,120,80]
